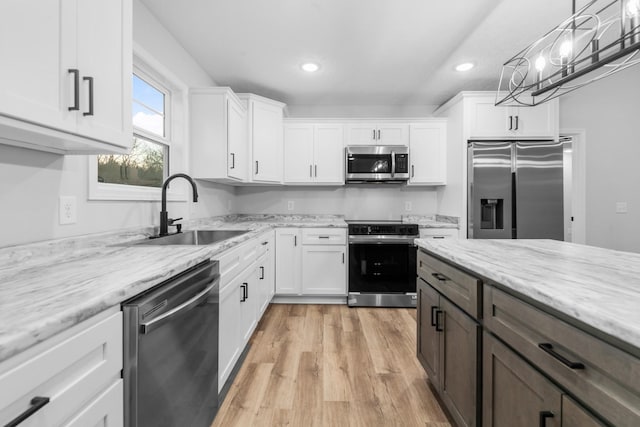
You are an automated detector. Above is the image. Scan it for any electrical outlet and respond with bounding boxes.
[287,200,295,211]
[59,196,77,225]
[616,201,628,214]
[405,201,412,212]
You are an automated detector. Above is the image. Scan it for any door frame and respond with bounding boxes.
[560,129,587,244]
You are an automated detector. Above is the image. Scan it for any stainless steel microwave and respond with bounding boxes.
[345,146,409,183]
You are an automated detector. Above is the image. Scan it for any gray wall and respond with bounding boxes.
[560,66,640,252]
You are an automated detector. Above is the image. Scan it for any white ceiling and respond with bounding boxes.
[140,0,575,108]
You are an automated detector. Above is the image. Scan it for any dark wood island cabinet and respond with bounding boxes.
[415,240,640,427]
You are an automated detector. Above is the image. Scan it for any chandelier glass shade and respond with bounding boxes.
[496,0,640,106]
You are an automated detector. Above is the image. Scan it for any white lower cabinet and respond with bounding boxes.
[301,246,346,295]
[275,227,347,297]
[0,310,123,427]
[217,230,275,391]
[274,228,302,295]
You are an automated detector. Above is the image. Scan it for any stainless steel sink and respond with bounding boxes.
[133,229,248,246]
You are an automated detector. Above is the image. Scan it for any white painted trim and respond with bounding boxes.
[560,128,587,244]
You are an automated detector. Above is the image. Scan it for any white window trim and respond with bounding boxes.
[88,43,189,202]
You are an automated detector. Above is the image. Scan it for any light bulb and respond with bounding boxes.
[301,62,319,72]
[559,40,573,58]
[455,62,475,72]
[535,55,546,72]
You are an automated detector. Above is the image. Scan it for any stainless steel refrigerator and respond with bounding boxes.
[468,140,564,240]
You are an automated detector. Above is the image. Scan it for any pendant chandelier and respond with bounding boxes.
[496,0,640,106]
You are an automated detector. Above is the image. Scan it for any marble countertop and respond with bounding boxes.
[0,214,350,363]
[415,239,640,352]
[0,212,459,363]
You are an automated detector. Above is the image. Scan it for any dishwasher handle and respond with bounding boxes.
[140,278,217,334]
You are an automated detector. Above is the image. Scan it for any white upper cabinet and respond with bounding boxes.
[346,122,408,146]
[190,87,248,182]
[0,0,132,154]
[467,95,559,139]
[239,94,285,183]
[283,123,344,185]
[408,121,447,185]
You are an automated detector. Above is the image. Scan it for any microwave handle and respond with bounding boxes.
[391,151,396,178]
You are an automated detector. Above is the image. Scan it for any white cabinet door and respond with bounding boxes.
[218,277,242,390]
[0,0,76,133]
[301,245,347,295]
[468,97,510,138]
[256,252,271,317]
[314,124,344,184]
[283,124,314,183]
[239,266,258,345]
[409,122,447,185]
[251,100,283,183]
[512,101,558,138]
[63,379,123,427]
[75,0,132,149]
[227,97,248,180]
[346,124,377,145]
[275,228,302,295]
[377,123,409,146]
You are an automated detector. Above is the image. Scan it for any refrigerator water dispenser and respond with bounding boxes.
[480,199,504,229]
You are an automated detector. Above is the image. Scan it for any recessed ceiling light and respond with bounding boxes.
[301,62,320,73]
[455,62,475,72]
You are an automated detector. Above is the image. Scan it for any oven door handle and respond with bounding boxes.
[140,279,217,334]
[349,238,417,245]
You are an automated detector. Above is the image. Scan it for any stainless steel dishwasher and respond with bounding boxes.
[123,259,219,427]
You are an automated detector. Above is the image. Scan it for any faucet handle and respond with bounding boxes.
[167,217,183,225]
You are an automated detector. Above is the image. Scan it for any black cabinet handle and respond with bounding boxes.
[539,411,554,427]
[82,76,94,116]
[260,266,264,280]
[538,343,585,369]
[6,396,50,427]
[310,164,313,177]
[435,309,444,331]
[315,164,317,177]
[431,272,449,282]
[508,115,513,130]
[342,252,345,264]
[68,69,80,111]
[255,161,259,175]
[411,165,415,178]
[230,153,235,169]
[294,235,297,246]
[515,115,519,130]
[372,129,376,140]
[430,305,438,326]
[377,129,381,140]
[240,283,247,302]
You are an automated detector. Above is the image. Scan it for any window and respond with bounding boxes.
[97,73,169,188]
[89,47,188,202]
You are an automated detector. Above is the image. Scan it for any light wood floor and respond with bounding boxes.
[212,304,451,427]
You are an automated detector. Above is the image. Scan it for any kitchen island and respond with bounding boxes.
[415,238,640,427]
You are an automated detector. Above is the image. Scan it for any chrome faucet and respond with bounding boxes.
[159,173,199,237]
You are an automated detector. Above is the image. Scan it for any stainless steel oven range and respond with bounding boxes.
[347,221,419,307]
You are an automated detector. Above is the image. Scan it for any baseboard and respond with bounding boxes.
[271,295,347,304]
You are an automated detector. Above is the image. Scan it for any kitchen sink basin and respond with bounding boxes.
[133,229,248,246]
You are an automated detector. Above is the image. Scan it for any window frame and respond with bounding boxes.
[88,44,188,202]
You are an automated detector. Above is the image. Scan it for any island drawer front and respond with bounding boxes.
[301,228,346,245]
[0,312,122,427]
[417,250,481,318]
[484,285,640,427]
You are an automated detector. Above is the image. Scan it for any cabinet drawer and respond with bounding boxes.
[417,250,481,318]
[301,228,346,245]
[419,228,459,239]
[485,285,640,427]
[0,312,122,427]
